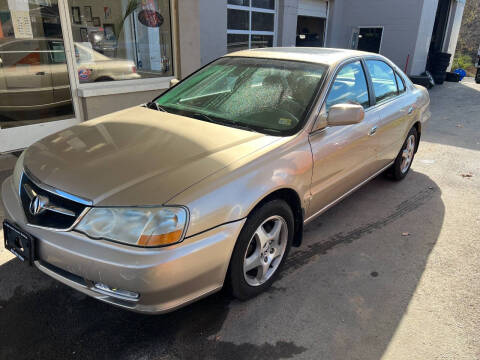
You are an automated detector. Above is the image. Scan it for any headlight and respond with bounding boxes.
[12,151,25,193]
[75,206,188,247]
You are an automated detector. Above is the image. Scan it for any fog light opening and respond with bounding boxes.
[93,282,139,301]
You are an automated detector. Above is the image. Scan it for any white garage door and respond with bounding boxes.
[298,0,328,18]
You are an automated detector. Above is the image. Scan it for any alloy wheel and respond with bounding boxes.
[243,215,288,287]
[400,134,416,174]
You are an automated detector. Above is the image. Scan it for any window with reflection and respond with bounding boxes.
[0,0,74,128]
[326,61,370,111]
[366,60,398,103]
[67,0,174,83]
[227,0,276,53]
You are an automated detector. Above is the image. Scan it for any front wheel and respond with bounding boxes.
[389,127,418,181]
[228,199,294,300]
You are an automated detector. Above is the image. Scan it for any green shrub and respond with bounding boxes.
[452,53,474,69]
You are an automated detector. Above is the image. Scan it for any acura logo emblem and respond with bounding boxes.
[29,195,49,216]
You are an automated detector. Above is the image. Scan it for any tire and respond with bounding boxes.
[445,72,460,82]
[423,71,436,88]
[432,72,447,84]
[430,64,449,72]
[389,127,418,181]
[476,69,480,84]
[229,199,294,300]
[94,77,114,82]
[410,75,433,89]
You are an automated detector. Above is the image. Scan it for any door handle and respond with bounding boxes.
[35,71,46,75]
[369,126,377,136]
[408,106,414,115]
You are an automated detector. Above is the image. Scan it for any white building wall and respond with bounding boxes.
[410,0,440,76]
[177,0,227,77]
[277,0,300,47]
[444,0,465,71]
[326,0,426,74]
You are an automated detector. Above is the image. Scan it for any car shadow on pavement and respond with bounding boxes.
[0,170,443,360]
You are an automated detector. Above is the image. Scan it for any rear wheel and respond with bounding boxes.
[229,200,293,300]
[389,127,418,181]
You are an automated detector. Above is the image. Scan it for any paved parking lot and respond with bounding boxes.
[1,79,479,360]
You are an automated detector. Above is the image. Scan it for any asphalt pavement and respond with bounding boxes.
[0,78,479,360]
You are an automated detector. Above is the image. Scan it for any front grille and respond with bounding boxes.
[19,172,87,230]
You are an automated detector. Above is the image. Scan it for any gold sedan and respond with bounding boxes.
[0,38,140,115]
[2,47,430,313]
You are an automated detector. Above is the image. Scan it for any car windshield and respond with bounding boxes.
[155,57,328,136]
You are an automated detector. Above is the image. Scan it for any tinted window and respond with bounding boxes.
[326,61,369,110]
[395,72,406,93]
[366,60,398,103]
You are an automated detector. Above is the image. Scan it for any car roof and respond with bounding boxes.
[225,47,375,66]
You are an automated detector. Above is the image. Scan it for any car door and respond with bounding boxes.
[47,40,72,104]
[364,59,411,166]
[307,60,380,219]
[0,39,54,111]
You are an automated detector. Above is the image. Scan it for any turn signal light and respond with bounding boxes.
[138,229,183,246]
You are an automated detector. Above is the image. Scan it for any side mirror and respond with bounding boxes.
[326,103,365,126]
[169,78,179,88]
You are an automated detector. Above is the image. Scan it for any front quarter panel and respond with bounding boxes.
[167,132,313,238]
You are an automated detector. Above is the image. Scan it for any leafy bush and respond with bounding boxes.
[452,54,474,69]
[451,53,476,76]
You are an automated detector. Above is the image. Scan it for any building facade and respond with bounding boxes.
[0,0,465,153]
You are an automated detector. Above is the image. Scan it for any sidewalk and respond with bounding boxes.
[0,154,16,172]
[0,154,16,219]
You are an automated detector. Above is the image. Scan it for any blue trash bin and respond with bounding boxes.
[453,68,466,81]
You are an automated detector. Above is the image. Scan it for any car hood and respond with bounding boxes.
[23,107,280,206]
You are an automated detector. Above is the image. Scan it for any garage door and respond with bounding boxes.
[297,0,327,18]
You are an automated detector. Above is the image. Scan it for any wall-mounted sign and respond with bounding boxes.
[8,0,33,39]
[137,10,163,28]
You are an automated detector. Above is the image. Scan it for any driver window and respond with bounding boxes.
[325,61,369,111]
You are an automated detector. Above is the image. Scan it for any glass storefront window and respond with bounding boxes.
[227,0,249,6]
[227,9,249,30]
[0,0,74,129]
[251,34,273,48]
[251,11,274,31]
[252,0,275,10]
[67,0,173,83]
[227,0,276,53]
[227,34,249,53]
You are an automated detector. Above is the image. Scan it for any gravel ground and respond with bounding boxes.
[0,78,479,360]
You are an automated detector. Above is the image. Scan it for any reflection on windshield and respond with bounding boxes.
[155,57,328,136]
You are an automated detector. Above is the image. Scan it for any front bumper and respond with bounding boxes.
[1,176,245,314]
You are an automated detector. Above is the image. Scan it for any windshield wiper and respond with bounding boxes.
[191,112,216,124]
[191,112,259,133]
[145,101,169,113]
